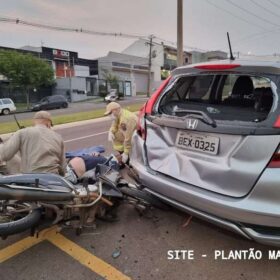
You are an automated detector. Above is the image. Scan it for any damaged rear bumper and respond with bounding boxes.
[130,134,280,247]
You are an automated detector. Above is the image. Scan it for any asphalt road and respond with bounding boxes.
[0,96,147,123]
[1,118,280,280]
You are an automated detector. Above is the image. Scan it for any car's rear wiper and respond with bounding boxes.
[173,108,217,127]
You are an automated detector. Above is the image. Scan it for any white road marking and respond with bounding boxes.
[64,131,108,143]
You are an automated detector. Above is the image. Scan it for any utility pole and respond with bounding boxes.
[177,0,184,67]
[146,35,154,97]
[68,55,72,102]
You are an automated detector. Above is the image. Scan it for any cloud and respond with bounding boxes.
[0,0,279,57]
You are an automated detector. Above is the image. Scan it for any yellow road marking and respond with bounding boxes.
[46,229,131,280]
[0,226,131,280]
[0,235,43,263]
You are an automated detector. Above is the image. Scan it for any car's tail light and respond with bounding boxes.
[137,76,172,140]
[194,64,240,70]
[273,116,280,128]
[145,76,172,114]
[268,147,280,168]
[137,104,146,140]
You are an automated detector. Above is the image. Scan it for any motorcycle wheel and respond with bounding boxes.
[119,187,169,210]
[0,202,41,237]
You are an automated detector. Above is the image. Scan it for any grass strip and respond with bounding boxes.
[0,103,143,135]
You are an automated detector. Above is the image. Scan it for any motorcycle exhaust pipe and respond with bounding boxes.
[0,185,74,201]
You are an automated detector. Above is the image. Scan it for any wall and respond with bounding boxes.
[74,65,90,77]
[191,51,227,63]
[122,39,163,82]
[98,52,155,96]
[55,77,88,102]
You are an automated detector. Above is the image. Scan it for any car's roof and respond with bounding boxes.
[172,59,280,76]
[47,95,66,99]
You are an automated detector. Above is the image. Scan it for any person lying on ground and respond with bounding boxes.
[65,152,121,184]
[65,152,107,183]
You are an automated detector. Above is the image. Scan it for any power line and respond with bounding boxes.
[198,0,280,53]
[0,16,147,39]
[226,0,280,27]
[249,0,280,19]
[267,0,280,9]
[0,16,210,54]
[204,0,266,30]
[153,36,209,52]
[234,27,280,45]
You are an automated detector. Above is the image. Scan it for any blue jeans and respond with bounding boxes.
[79,155,107,171]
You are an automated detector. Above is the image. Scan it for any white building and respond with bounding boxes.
[122,38,192,85]
[98,51,154,96]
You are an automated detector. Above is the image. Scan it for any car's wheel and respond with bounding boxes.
[62,103,68,108]
[0,202,41,237]
[2,108,10,115]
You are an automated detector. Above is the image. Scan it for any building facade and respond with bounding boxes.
[191,50,228,64]
[0,45,99,103]
[122,38,192,84]
[98,51,153,96]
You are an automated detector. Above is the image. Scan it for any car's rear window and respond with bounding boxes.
[159,74,276,123]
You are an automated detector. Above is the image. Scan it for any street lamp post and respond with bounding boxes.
[177,0,184,67]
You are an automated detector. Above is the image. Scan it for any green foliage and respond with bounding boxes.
[101,69,119,83]
[0,50,55,107]
[161,69,171,80]
[98,84,108,100]
[101,68,120,93]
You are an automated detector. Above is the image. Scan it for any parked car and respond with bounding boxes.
[105,89,119,103]
[131,59,280,246]
[0,98,17,115]
[31,95,68,111]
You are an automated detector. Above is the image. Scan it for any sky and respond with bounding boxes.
[0,0,280,59]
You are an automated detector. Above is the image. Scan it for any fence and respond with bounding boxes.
[0,78,132,104]
[0,82,52,104]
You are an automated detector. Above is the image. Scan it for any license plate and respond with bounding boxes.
[176,131,219,155]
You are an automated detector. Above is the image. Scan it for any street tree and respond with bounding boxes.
[101,69,123,99]
[0,50,55,108]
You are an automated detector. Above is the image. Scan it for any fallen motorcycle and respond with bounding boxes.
[0,157,167,238]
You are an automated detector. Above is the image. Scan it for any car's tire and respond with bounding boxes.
[0,205,41,237]
[2,108,10,115]
[62,103,68,108]
[120,186,170,210]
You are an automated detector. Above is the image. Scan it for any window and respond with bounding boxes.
[162,75,215,103]
[112,62,131,68]
[2,99,12,104]
[160,74,275,123]
[51,95,66,102]
[133,65,148,70]
[221,75,238,101]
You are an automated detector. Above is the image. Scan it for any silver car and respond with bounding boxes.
[131,60,280,246]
